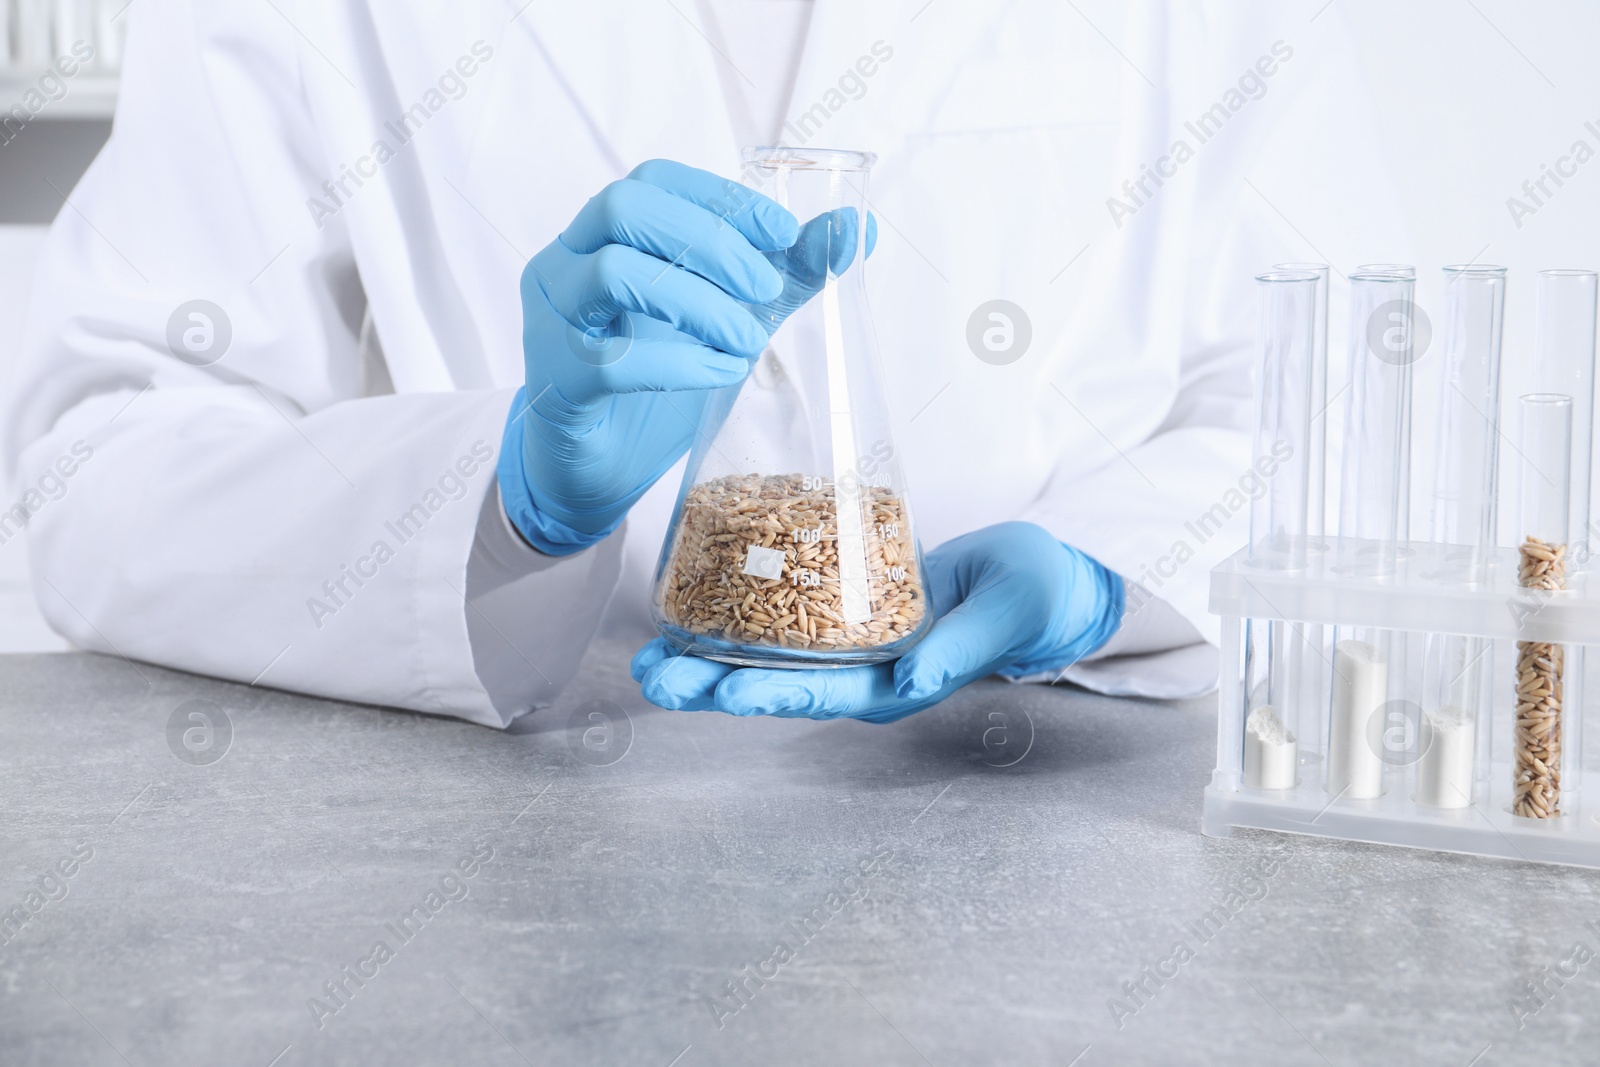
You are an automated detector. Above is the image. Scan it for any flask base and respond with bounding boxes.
[657,623,924,670]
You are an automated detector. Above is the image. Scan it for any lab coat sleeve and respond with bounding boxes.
[1004,580,1216,700]
[1021,2,1406,697]
[3,0,620,725]
[464,489,625,718]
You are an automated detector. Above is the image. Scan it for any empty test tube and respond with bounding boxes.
[1338,273,1416,568]
[1418,266,1506,808]
[1356,259,1420,579]
[1248,272,1318,569]
[1328,273,1418,799]
[1273,263,1330,545]
[1429,266,1506,577]
[1242,271,1319,788]
[1356,263,1416,279]
[1531,270,1599,568]
[1513,394,1572,819]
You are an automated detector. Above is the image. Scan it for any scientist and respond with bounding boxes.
[4,1,1399,726]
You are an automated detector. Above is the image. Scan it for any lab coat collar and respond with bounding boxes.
[508,0,998,175]
[507,1,742,176]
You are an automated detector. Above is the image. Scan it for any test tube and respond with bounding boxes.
[1357,263,1416,279]
[1274,263,1330,544]
[1429,266,1506,575]
[1248,272,1318,569]
[1350,259,1414,534]
[1513,395,1572,818]
[1327,274,1417,800]
[1337,273,1416,565]
[1530,270,1596,801]
[1510,396,1574,825]
[1242,272,1319,788]
[1417,266,1506,808]
[1530,270,1599,568]
[1274,263,1330,772]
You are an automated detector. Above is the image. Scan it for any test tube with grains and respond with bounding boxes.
[1514,537,1565,818]
[1513,394,1573,820]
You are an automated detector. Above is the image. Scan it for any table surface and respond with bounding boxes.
[2,641,1598,1067]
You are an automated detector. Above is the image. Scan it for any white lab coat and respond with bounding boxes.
[5,0,1405,724]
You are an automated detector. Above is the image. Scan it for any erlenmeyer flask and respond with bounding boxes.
[650,146,932,668]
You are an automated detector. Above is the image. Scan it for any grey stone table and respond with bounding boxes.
[2,641,1597,1066]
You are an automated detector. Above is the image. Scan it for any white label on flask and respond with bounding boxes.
[742,545,786,581]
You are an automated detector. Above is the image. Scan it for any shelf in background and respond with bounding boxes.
[0,71,118,120]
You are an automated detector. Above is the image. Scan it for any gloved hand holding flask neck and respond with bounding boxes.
[497,158,875,556]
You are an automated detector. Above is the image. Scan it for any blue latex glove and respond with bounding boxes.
[632,522,1126,723]
[499,159,876,555]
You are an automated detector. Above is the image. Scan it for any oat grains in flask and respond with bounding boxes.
[649,147,931,668]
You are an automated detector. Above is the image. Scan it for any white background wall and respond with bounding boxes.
[0,0,1596,651]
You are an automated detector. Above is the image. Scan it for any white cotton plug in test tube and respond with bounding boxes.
[1416,630,1488,810]
[1244,706,1297,789]
[1415,706,1474,808]
[1327,639,1386,799]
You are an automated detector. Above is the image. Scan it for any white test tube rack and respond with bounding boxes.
[1204,538,1600,868]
